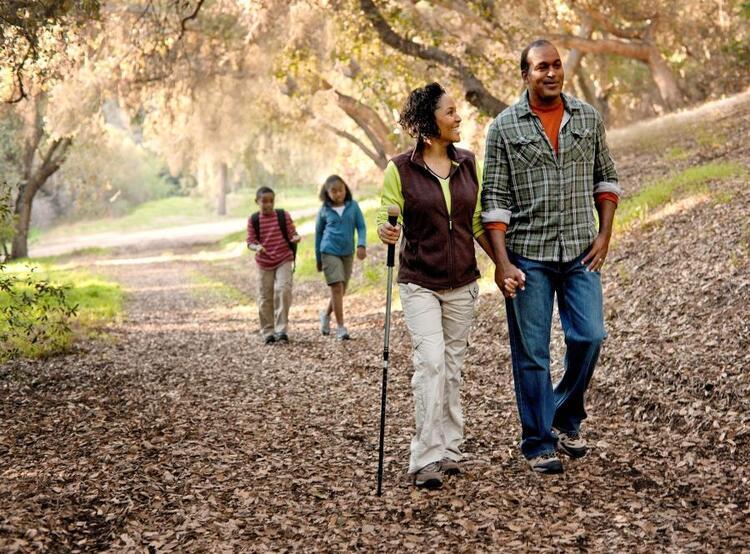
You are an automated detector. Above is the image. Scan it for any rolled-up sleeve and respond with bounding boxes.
[593,114,623,197]
[481,122,512,225]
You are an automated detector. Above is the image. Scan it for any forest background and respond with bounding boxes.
[1,0,749,261]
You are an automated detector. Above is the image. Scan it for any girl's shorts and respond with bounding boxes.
[321,253,354,286]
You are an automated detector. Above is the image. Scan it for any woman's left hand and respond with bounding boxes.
[356,246,367,260]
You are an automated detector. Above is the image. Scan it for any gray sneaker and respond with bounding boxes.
[440,457,460,475]
[527,451,563,474]
[413,462,443,489]
[319,310,330,336]
[553,427,587,458]
[336,325,350,340]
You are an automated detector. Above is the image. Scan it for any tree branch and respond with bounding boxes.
[178,0,206,40]
[358,0,507,116]
[550,34,650,62]
[321,123,387,169]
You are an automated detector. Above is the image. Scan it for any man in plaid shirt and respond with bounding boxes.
[482,39,622,474]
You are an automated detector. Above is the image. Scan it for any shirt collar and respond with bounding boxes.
[409,142,469,167]
[516,90,581,118]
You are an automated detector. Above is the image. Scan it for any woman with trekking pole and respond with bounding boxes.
[376,82,495,490]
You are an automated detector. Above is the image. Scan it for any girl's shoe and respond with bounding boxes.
[319,310,330,335]
[336,325,350,340]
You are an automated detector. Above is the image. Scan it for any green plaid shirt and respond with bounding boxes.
[481,91,621,262]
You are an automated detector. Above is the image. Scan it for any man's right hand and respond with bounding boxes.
[377,222,401,245]
[495,263,526,299]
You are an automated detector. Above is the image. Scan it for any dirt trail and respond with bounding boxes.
[2,95,750,551]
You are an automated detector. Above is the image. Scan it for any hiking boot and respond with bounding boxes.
[527,451,563,474]
[336,325,350,340]
[413,462,443,489]
[440,458,460,476]
[319,310,330,336]
[275,332,289,343]
[553,428,588,459]
[263,334,276,345]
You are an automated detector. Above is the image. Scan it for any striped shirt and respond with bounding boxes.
[481,91,622,262]
[247,211,297,270]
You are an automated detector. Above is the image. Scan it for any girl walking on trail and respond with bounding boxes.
[315,175,367,340]
[377,83,495,489]
[247,186,301,345]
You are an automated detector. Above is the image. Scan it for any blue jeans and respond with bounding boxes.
[505,250,606,459]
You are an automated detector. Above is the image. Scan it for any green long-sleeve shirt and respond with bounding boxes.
[377,160,485,238]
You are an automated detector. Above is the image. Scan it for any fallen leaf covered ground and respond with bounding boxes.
[2,100,750,552]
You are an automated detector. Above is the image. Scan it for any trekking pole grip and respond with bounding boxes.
[386,205,400,268]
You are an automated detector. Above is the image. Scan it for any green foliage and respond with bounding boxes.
[0,183,120,361]
[615,162,747,232]
[0,260,122,362]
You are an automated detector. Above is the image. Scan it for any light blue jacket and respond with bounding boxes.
[315,200,367,264]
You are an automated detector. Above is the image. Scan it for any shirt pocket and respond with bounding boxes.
[568,127,594,163]
[509,135,544,169]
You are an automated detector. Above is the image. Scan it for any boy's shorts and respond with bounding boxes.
[322,253,354,286]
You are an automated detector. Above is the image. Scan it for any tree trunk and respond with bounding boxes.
[10,137,72,260]
[647,48,684,111]
[217,161,228,216]
[552,35,685,112]
[333,90,396,163]
[11,186,33,259]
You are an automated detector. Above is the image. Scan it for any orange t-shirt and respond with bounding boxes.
[530,98,564,154]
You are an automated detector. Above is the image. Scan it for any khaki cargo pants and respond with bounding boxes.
[257,260,293,339]
[399,281,479,473]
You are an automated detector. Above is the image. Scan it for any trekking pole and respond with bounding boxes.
[377,205,400,497]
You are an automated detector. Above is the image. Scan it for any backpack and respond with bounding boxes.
[251,209,297,267]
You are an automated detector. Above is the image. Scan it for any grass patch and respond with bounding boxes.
[1,261,123,360]
[615,162,746,232]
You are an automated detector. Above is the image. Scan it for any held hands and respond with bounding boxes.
[377,222,401,245]
[248,243,265,253]
[291,234,301,243]
[356,245,367,260]
[495,263,526,299]
[581,233,611,272]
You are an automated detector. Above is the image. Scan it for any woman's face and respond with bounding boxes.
[433,94,461,143]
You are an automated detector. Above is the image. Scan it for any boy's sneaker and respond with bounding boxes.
[553,428,588,458]
[440,458,460,476]
[263,334,276,345]
[319,310,330,336]
[527,452,564,474]
[275,332,289,343]
[413,462,443,489]
[336,325,350,340]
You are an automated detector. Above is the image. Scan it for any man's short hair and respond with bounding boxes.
[520,39,556,75]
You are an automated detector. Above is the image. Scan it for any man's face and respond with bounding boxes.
[257,192,275,215]
[524,44,564,104]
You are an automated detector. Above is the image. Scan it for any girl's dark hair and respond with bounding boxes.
[256,185,274,199]
[319,174,353,204]
[399,82,446,141]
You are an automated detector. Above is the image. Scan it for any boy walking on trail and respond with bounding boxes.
[247,186,301,345]
[482,40,622,474]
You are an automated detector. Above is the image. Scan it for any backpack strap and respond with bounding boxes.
[276,209,291,244]
[251,212,261,241]
[276,209,297,270]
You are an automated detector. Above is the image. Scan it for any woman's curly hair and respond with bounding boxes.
[398,82,446,141]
